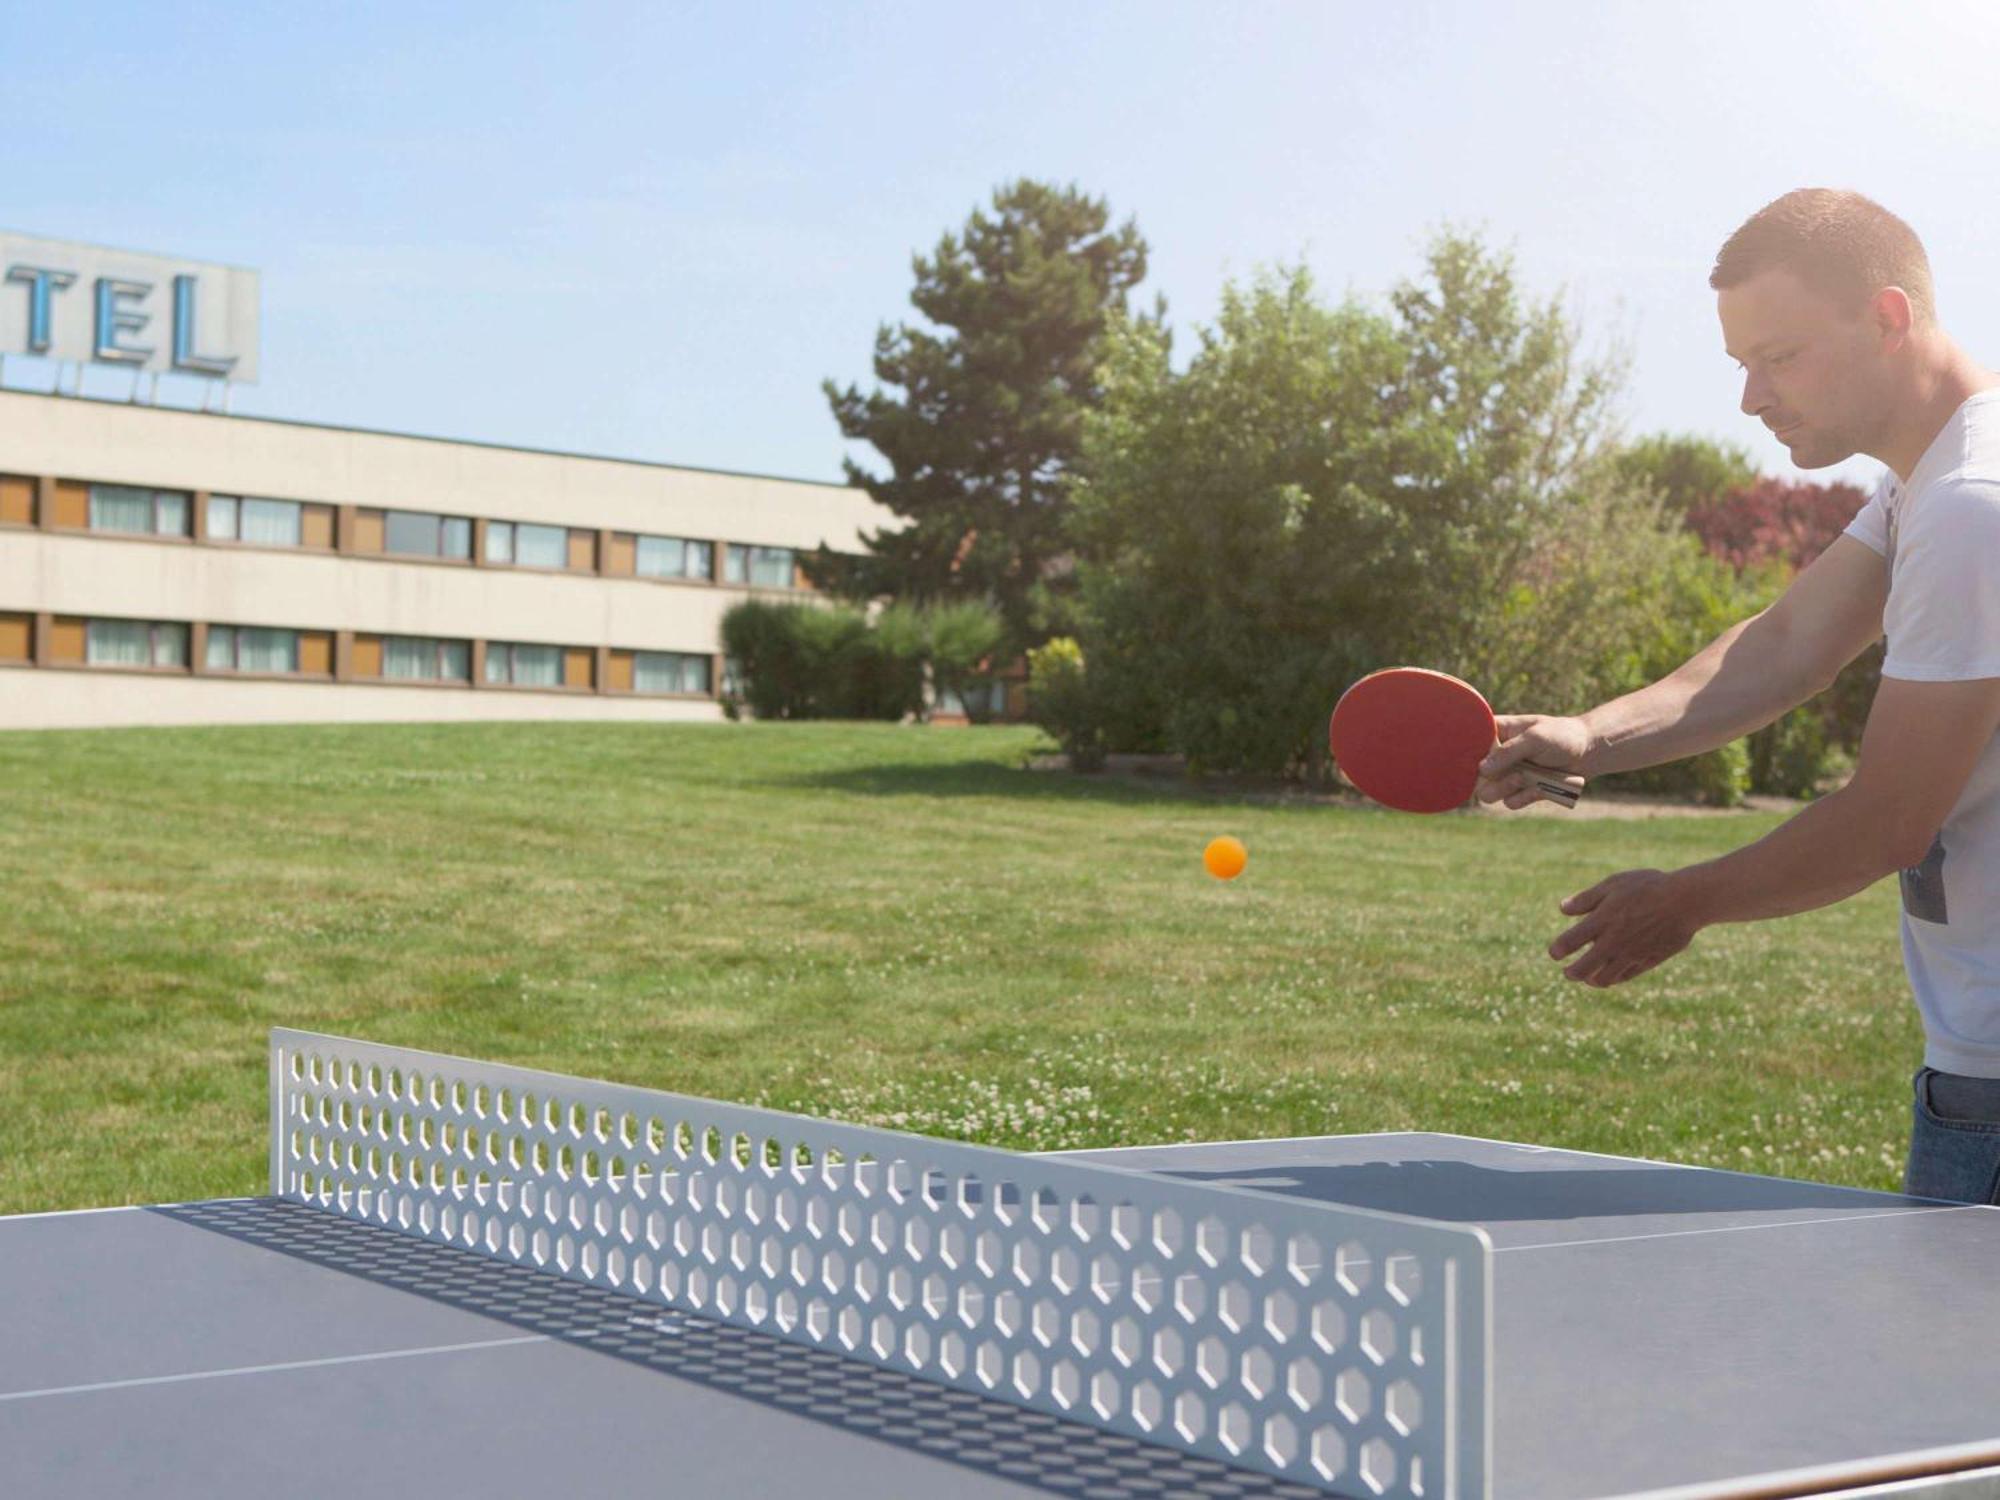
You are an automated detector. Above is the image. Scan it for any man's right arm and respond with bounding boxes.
[1578,535,1889,776]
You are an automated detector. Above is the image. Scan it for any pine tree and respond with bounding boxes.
[814,180,1150,651]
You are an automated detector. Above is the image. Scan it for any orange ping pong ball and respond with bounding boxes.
[1203,835,1248,880]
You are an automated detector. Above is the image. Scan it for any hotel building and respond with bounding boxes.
[0,390,895,731]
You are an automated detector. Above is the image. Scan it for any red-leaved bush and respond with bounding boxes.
[1683,476,1870,572]
[1683,475,1880,785]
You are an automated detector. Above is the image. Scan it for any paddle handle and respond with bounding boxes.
[1522,760,1584,809]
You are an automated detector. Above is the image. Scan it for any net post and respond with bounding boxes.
[267,1032,286,1196]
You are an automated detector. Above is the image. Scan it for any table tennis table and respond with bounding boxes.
[5,1029,2000,1500]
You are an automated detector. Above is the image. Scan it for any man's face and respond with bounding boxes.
[1717,268,1892,470]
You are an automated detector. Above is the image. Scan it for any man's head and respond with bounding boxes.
[1712,189,1935,469]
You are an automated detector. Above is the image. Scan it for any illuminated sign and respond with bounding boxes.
[0,231,260,383]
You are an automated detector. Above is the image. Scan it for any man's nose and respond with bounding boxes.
[1738,369,1772,418]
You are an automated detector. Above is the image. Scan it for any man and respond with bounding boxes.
[1475,188,2000,1203]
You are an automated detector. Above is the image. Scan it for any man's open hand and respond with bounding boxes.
[1549,868,1706,987]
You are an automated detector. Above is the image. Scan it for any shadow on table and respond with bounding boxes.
[1146,1155,1931,1227]
[157,1197,1322,1500]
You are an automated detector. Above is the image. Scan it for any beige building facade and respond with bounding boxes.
[0,389,892,729]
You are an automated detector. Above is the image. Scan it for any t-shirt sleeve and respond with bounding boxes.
[1843,472,1893,557]
[1882,478,2000,681]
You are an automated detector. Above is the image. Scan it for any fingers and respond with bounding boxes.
[1481,767,1585,810]
[1561,939,1632,987]
[1549,914,1600,961]
[1556,932,1675,986]
[1561,880,1609,914]
[1571,954,1654,989]
[1547,872,1685,987]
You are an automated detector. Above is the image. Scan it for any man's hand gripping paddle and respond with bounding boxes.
[1328,667,1584,813]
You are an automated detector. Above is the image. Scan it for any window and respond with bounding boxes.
[484,642,564,687]
[383,636,470,682]
[486,520,568,569]
[725,544,795,589]
[206,626,300,674]
[384,510,472,560]
[89,484,189,537]
[209,495,304,547]
[634,651,712,695]
[636,536,714,580]
[86,619,187,668]
[519,524,566,569]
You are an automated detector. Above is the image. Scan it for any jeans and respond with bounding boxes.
[1905,1066,2000,1204]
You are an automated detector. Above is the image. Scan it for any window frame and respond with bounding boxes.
[485,521,572,571]
[381,635,472,683]
[383,509,473,561]
[725,543,796,590]
[208,494,305,548]
[204,624,302,676]
[85,617,189,669]
[513,522,569,570]
[89,484,191,538]
[636,535,715,582]
[632,650,713,696]
[483,641,569,688]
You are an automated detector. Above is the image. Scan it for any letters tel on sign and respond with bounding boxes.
[0,232,261,384]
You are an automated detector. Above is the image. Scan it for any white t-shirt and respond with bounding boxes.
[1843,387,2000,1075]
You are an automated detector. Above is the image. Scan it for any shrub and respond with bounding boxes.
[721,599,1005,722]
[926,601,1009,724]
[1749,706,1831,800]
[1026,637,1105,770]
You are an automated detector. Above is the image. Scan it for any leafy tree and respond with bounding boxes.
[1612,432,1759,518]
[1377,230,1630,675]
[1585,540,1783,805]
[815,180,1151,652]
[1069,269,1400,774]
[1070,234,1634,778]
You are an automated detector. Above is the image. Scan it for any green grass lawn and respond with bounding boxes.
[0,719,1921,1213]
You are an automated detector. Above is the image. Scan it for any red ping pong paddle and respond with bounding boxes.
[1328,667,1584,813]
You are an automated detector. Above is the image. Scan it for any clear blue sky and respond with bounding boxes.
[6,0,1997,488]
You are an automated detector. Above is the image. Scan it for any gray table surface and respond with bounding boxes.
[1072,1133,2000,1500]
[5,1132,2000,1500]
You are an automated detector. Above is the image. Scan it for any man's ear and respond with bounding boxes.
[1871,285,1915,352]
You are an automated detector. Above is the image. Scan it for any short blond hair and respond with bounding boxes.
[1711,189,1935,324]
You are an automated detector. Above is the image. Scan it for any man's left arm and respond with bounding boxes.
[1550,674,2000,987]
